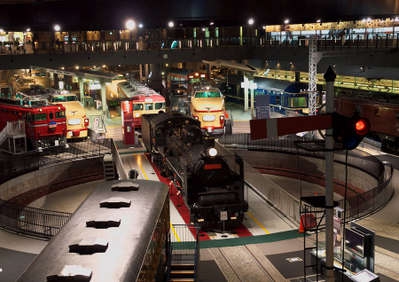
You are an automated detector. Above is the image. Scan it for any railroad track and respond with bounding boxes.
[201,244,288,282]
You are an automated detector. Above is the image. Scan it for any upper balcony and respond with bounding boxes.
[1,26,399,79]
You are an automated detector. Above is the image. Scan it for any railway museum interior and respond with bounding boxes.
[1,1,399,282]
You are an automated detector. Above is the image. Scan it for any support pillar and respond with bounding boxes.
[79,78,85,104]
[241,75,257,113]
[144,64,149,82]
[100,80,109,118]
[139,64,143,82]
[250,80,255,117]
[149,64,162,92]
[241,75,249,111]
[324,66,337,282]
[239,26,243,46]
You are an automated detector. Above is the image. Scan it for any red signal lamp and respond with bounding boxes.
[332,113,370,150]
[354,118,369,136]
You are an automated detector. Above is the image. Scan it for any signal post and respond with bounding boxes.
[324,66,336,282]
[250,66,369,281]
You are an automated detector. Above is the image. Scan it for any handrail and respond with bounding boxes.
[1,33,398,57]
[0,139,112,239]
[218,133,394,225]
[0,199,72,239]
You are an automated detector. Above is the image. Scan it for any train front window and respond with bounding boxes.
[56,111,65,118]
[133,103,144,111]
[52,95,77,102]
[145,103,153,110]
[290,97,307,107]
[155,102,165,110]
[33,113,47,121]
[66,95,78,102]
[194,91,221,98]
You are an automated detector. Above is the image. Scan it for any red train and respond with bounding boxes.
[0,98,67,151]
[335,95,399,154]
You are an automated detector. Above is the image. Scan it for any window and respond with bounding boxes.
[33,113,47,121]
[133,103,144,111]
[194,91,221,98]
[145,103,153,111]
[290,97,307,108]
[155,102,165,110]
[56,111,66,118]
[49,112,54,119]
[66,95,78,102]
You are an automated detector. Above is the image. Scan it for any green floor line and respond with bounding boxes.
[199,230,304,249]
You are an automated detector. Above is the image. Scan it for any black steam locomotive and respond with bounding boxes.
[142,112,248,229]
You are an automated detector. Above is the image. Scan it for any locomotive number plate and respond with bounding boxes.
[220,211,228,221]
[203,115,215,122]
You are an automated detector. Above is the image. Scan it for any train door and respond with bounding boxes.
[123,112,135,145]
[121,100,135,144]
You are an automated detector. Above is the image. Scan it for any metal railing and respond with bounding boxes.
[169,223,200,281]
[0,138,112,239]
[1,33,398,57]
[0,199,71,239]
[218,133,394,224]
[38,138,112,168]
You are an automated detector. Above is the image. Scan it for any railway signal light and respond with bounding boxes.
[332,113,370,150]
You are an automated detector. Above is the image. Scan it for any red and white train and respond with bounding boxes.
[0,97,67,151]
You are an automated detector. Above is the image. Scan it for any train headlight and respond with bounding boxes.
[207,147,218,157]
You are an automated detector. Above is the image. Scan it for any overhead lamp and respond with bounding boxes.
[248,18,255,26]
[125,19,136,31]
[53,24,61,32]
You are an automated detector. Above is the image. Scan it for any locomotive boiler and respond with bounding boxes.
[142,112,248,229]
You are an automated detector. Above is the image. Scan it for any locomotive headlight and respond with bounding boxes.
[207,147,218,157]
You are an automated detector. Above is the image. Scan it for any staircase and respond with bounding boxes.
[0,120,27,154]
[0,125,7,146]
[168,224,200,282]
[103,153,116,180]
[169,252,196,282]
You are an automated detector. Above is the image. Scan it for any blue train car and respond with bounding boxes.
[254,82,322,117]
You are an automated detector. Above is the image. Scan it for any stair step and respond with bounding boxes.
[169,279,195,282]
[171,264,195,270]
[170,270,195,275]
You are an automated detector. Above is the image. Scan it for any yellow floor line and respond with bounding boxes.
[137,159,149,180]
[247,211,270,234]
[170,223,181,242]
